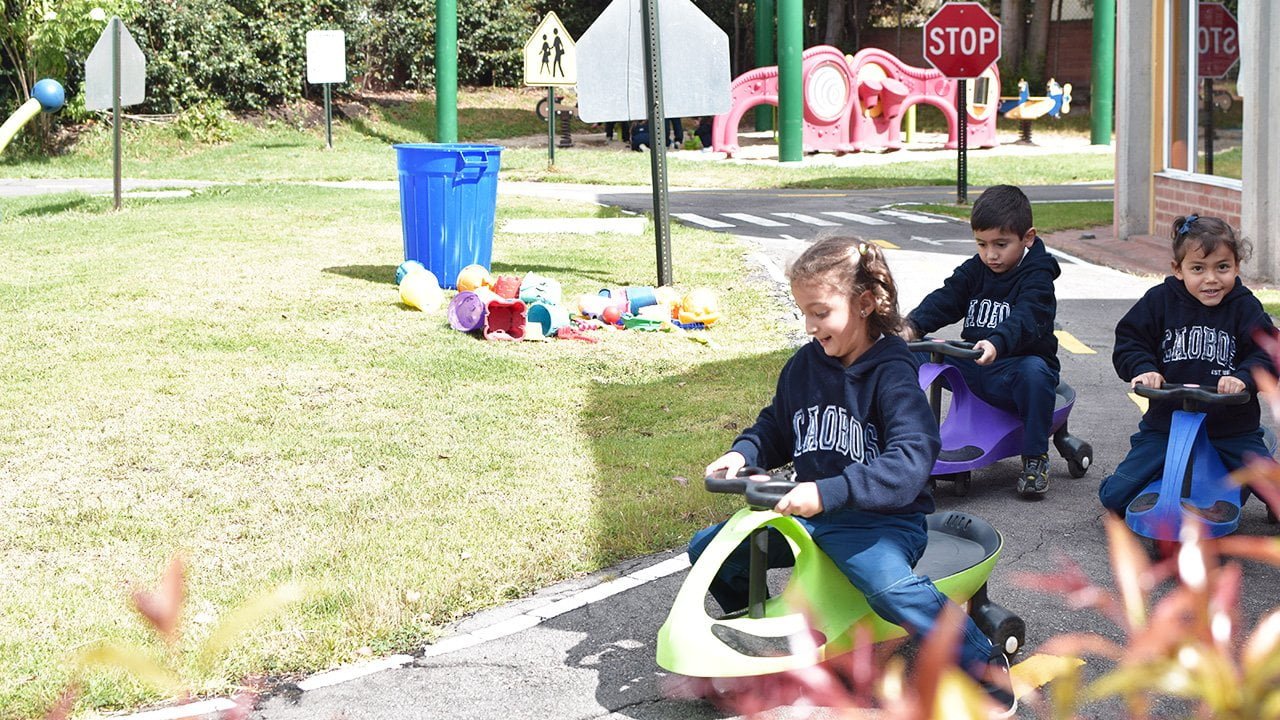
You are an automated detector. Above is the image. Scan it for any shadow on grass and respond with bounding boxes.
[323,264,395,284]
[490,261,623,286]
[5,195,97,218]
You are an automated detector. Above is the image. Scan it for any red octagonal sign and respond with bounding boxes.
[1198,2,1239,79]
[923,2,1002,79]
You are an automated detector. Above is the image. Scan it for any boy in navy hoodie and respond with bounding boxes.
[689,236,1017,716]
[1101,214,1275,513]
[901,185,1061,498]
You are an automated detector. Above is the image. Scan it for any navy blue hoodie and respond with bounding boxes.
[729,335,940,516]
[906,237,1061,371]
[1113,276,1275,437]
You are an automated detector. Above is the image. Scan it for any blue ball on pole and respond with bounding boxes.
[32,79,65,112]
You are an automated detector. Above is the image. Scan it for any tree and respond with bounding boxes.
[0,0,132,105]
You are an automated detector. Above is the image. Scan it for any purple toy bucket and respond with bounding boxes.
[448,291,488,332]
[394,143,503,289]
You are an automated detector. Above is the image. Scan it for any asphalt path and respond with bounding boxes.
[129,182,1269,719]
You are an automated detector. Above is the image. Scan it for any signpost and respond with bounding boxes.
[1198,2,1238,176]
[577,0,730,286]
[923,2,1000,204]
[523,13,577,167]
[85,17,145,210]
[306,30,347,149]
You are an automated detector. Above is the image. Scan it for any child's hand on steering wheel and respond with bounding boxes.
[705,451,747,480]
[1131,371,1165,389]
[1218,375,1246,394]
[973,339,998,366]
[774,482,824,517]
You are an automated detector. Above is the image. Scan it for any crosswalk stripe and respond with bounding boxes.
[723,212,789,227]
[879,209,949,224]
[1053,330,1096,355]
[820,211,893,226]
[772,212,840,226]
[673,213,733,229]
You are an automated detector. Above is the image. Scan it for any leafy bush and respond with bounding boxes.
[173,98,235,143]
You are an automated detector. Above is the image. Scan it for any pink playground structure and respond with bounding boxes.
[711,45,1000,156]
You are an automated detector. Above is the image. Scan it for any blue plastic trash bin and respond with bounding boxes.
[394,143,503,289]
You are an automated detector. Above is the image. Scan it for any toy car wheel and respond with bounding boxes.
[1067,443,1093,479]
[973,601,1026,657]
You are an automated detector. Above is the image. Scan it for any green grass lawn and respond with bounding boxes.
[0,185,791,717]
[911,200,1114,233]
[0,88,1115,190]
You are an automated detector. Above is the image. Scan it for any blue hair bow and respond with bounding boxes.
[1178,214,1199,236]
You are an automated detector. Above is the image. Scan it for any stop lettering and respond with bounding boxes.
[926,26,998,57]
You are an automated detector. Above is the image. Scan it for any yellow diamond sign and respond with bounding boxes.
[524,12,577,87]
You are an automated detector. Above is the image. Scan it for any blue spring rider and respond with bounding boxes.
[910,339,1093,495]
[1125,383,1265,540]
[655,468,1025,678]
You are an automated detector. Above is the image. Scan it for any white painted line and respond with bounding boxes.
[673,212,733,228]
[296,655,414,691]
[471,613,543,641]
[576,575,645,604]
[122,699,237,720]
[723,212,789,227]
[911,235,942,247]
[821,211,893,225]
[631,555,692,581]
[529,595,587,619]
[773,212,839,226]
[419,633,486,657]
[879,209,949,224]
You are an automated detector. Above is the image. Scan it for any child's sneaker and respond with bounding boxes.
[979,652,1018,718]
[1018,453,1050,497]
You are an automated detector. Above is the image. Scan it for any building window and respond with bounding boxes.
[1163,0,1243,181]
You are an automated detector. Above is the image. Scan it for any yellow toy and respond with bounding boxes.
[400,269,444,311]
[456,264,495,293]
[678,288,720,326]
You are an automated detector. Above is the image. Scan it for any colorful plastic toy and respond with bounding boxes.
[711,46,999,156]
[999,78,1073,144]
[678,288,720,326]
[483,298,527,340]
[396,260,427,285]
[491,275,522,300]
[520,273,562,307]
[456,264,495,293]
[399,269,443,311]
[0,78,65,155]
[656,467,1025,677]
[527,302,570,337]
[448,290,492,332]
[1125,383,1255,541]
[910,339,1093,496]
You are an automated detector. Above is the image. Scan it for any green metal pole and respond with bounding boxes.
[436,0,458,143]
[1090,0,1115,145]
[112,16,122,211]
[754,0,775,131]
[547,87,556,167]
[777,0,803,162]
[642,0,673,287]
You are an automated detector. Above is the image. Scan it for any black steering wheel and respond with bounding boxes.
[1132,381,1250,411]
[705,467,797,509]
[907,338,983,361]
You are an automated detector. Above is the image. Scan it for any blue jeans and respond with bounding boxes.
[940,354,1059,456]
[1099,421,1268,511]
[688,507,996,674]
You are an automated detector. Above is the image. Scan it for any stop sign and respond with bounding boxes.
[1198,2,1239,79]
[923,2,1002,79]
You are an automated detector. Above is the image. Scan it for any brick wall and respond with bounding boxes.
[858,20,1094,96]
[1153,175,1242,233]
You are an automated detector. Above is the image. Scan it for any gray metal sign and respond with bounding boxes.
[576,0,731,123]
[85,18,146,111]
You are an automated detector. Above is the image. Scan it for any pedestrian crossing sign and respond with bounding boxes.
[524,12,577,87]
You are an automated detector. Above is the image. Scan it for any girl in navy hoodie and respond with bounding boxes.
[1101,215,1276,512]
[688,236,1015,712]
